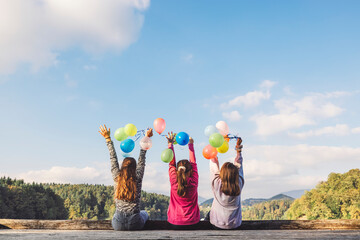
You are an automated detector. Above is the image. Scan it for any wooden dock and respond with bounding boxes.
[1,219,360,239]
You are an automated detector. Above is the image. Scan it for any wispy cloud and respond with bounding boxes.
[251,91,347,136]
[0,0,150,74]
[221,80,276,109]
[222,110,242,122]
[83,65,97,71]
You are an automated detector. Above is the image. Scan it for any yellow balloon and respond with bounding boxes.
[217,141,229,153]
[124,123,137,136]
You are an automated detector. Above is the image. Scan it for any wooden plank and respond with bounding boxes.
[2,229,360,240]
[0,219,360,230]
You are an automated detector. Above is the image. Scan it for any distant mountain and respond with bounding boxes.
[281,189,309,199]
[198,196,207,204]
[200,193,294,207]
[200,198,214,207]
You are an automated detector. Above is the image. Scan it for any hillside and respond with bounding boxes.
[285,169,360,220]
[200,193,294,208]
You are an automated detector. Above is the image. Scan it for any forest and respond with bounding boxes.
[285,169,360,220]
[1,168,359,220]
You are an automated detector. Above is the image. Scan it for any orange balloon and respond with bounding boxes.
[224,136,230,142]
[203,145,218,159]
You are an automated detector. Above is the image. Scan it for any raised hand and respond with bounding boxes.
[146,128,153,138]
[166,132,177,144]
[99,124,111,141]
[236,137,243,152]
[189,137,194,144]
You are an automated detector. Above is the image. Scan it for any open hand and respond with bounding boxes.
[99,124,111,140]
[146,128,153,138]
[166,132,176,144]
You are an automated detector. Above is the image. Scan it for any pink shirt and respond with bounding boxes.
[167,143,200,225]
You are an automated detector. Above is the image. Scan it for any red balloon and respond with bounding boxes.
[203,145,218,159]
[153,118,166,135]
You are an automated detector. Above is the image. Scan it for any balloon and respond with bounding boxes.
[140,136,152,150]
[217,141,229,153]
[176,132,189,146]
[216,121,229,136]
[203,145,218,159]
[209,133,224,148]
[161,149,174,163]
[224,136,230,142]
[124,123,137,136]
[154,118,166,135]
[120,139,135,153]
[204,125,218,137]
[114,128,128,141]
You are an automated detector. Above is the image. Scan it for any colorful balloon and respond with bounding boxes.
[216,121,229,136]
[209,133,224,148]
[161,149,174,163]
[204,125,218,137]
[154,118,166,135]
[217,141,229,153]
[124,123,137,136]
[140,136,152,150]
[176,132,189,146]
[120,139,135,153]
[114,128,128,141]
[203,145,218,159]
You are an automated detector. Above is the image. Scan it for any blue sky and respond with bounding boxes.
[1,0,360,199]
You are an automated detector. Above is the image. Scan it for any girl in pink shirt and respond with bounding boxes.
[166,132,200,229]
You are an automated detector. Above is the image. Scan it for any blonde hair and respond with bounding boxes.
[115,157,137,201]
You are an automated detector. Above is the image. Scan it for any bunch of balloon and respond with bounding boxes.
[203,120,230,159]
[114,123,138,155]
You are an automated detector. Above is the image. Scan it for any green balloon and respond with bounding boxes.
[209,133,224,148]
[114,128,127,141]
[161,149,174,163]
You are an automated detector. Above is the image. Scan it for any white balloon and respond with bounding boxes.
[216,121,229,136]
[140,136,152,150]
[204,125,218,137]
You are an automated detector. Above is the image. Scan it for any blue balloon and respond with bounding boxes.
[120,139,135,153]
[176,132,189,146]
[204,125,218,137]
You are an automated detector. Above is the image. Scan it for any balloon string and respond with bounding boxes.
[134,130,145,142]
[227,134,241,140]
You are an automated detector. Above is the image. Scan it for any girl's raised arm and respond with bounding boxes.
[166,132,177,185]
[99,124,120,181]
[234,138,244,189]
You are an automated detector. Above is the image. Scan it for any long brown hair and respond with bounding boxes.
[115,157,137,201]
[219,162,240,196]
[176,160,192,197]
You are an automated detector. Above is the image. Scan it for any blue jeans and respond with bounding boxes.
[112,210,149,231]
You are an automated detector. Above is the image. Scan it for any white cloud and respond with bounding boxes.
[183,54,194,63]
[240,144,360,198]
[222,110,242,122]
[352,127,360,134]
[289,124,351,139]
[0,0,150,74]
[64,74,78,88]
[222,80,276,109]
[83,65,97,71]
[17,166,111,184]
[252,92,346,136]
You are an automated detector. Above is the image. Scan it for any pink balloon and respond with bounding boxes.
[140,136,152,150]
[216,120,229,136]
[153,118,166,135]
[203,145,218,160]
